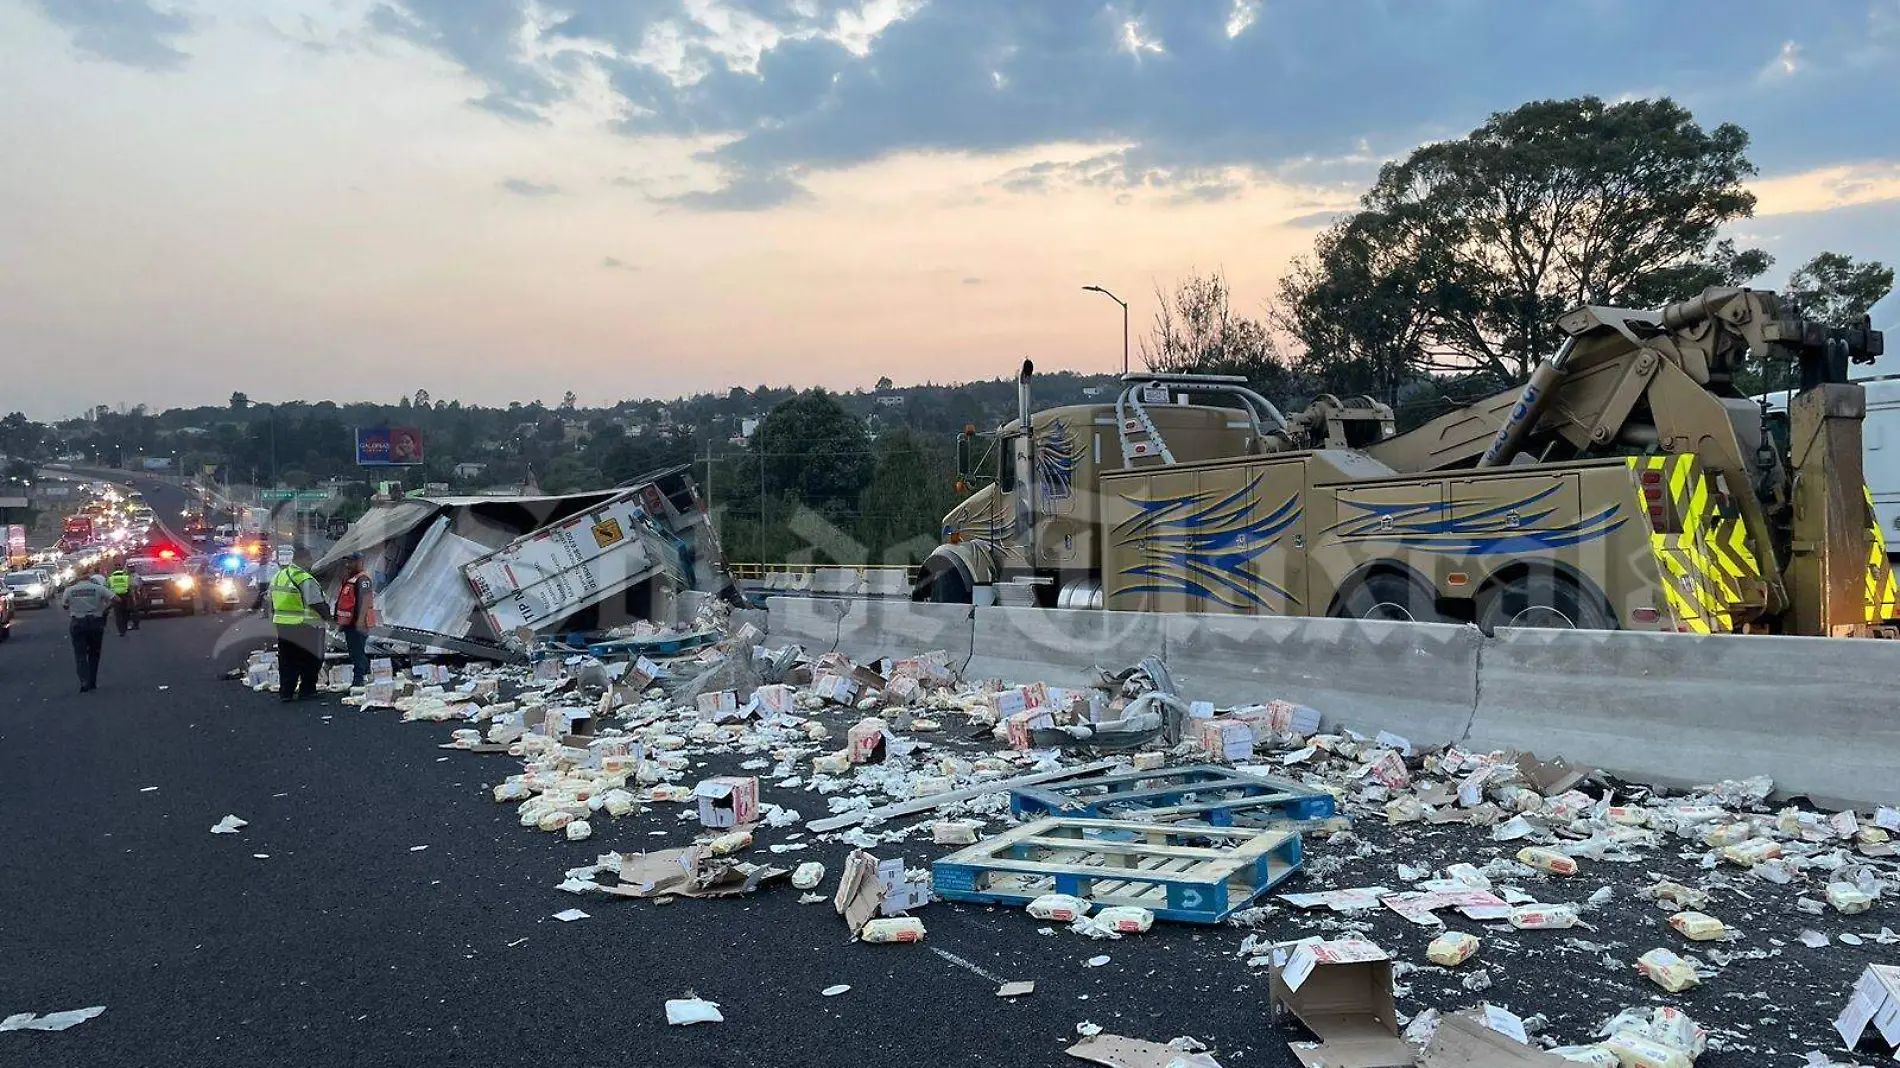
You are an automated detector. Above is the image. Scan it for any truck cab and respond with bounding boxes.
[918,369,1383,607]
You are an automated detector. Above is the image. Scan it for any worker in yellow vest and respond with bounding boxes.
[262,545,331,702]
[105,566,137,635]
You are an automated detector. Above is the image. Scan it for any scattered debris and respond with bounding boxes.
[1835,964,1900,1058]
[1067,1033,1224,1068]
[664,997,723,1026]
[209,815,247,835]
[0,1007,106,1032]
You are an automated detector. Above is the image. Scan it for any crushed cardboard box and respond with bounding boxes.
[1269,938,1414,1068]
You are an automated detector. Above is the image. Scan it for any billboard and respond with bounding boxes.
[356,427,424,467]
[6,524,25,560]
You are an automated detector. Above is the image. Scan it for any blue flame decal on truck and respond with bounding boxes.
[1114,476,1302,611]
[1324,484,1626,554]
[1035,419,1078,501]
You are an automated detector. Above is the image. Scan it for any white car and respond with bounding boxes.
[3,569,54,609]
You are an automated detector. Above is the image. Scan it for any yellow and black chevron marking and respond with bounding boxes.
[1864,486,1898,624]
[1628,454,1759,633]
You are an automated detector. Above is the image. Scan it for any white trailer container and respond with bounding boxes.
[1863,376,1900,546]
[462,487,678,634]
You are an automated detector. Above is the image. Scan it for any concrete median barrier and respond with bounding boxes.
[1469,628,1900,809]
[810,568,862,596]
[832,600,975,669]
[763,595,847,654]
[862,569,913,598]
[966,607,1166,689]
[1162,613,1483,747]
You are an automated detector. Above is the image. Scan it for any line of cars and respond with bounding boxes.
[1,550,92,643]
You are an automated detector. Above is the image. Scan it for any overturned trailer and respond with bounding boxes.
[312,467,736,660]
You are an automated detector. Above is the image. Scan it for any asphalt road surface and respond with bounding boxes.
[2,482,1887,1065]
[1,605,1311,1068]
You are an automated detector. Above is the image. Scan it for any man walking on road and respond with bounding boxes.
[335,554,375,686]
[106,564,137,635]
[258,545,330,702]
[61,572,116,692]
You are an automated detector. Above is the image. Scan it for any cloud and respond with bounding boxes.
[1758,39,1802,82]
[499,178,563,197]
[651,172,810,212]
[28,0,193,71]
[1225,0,1260,38]
[601,256,639,270]
[1283,209,1345,229]
[368,1,1900,190]
[1753,162,1900,216]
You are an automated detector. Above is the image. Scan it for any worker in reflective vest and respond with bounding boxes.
[334,554,377,686]
[265,546,331,702]
[106,567,138,635]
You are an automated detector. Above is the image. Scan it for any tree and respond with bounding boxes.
[1788,252,1894,327]
[229,391,250,412]
[857,428,958,562]
[414,389,430,408]
[1274,220,1436,407]
[1141,270,1292,398]
[1280,96,1769,387]
[560,390,578,411]
[752,389,874,522]
[874,376,894,392]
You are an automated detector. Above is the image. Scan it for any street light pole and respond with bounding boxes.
[1081,285,1129,376]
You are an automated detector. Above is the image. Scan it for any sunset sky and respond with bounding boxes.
[4,0,1899,419]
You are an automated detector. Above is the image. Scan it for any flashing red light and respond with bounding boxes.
[159,549,177,560]
[246,544,262,556]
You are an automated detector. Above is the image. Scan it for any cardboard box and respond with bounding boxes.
[991,686,1030,719]
[1362,750,1410,790]
[1239,699,1322,737]
[847,717,889,763]
[623,656,666,691]
[882,675,922,705]
[1269,939,1414,1068]
[363,681,396,707]
[696,689,741,721]
[754,683,798,714]
[1836,963,1900,1055]
[811,673,859,705]
[369,657,393,683]
[1005,708,1055,750]
[692,776,759,828]
[1419,1013,1572,1066]
[892,652,955,685]
[1195,718,1255,763]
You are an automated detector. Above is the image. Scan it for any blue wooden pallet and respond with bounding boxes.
[1010,764,1335,826]
[931,817,1302,925]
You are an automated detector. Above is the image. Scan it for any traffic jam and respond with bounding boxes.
[1,483,272,643]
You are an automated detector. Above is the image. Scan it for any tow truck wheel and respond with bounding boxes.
[1336,570,1451,624]
[1476,571,1614,633]
[922,565,973,604]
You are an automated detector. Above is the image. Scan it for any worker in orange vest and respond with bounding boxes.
[335,554,377,686]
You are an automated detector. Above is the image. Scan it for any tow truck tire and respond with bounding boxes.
[1336,569,1451,624]
[924,566,973,604]
[1476,570,1615,633]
